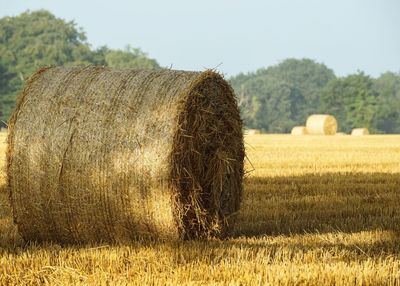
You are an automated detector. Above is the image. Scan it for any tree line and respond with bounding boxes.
[1,10,399,133]
[0,10,159,123]
[230,59,400,134]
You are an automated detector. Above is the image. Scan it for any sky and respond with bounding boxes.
[0,0,399,77]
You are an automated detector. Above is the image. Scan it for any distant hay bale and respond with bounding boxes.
[7,66,245,243]
[351,128,369,136]
[336,132,347,136]
[306,114,337,135]
[246,129,261,135]
[291,126,307,135]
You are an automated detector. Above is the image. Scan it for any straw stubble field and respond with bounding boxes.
[1,131,400,285]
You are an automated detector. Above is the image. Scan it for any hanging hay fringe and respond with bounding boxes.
[7,66,245,243]
[291,126,307,135]
[351,128,369,135]
[306,114,337,135]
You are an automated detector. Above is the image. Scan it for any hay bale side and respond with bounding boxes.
[291,126,308,135]
[7,66,245,243]
[306,114,337,135]
[351,128,369,135]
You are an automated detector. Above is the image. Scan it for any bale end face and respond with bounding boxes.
[170,71,245,239]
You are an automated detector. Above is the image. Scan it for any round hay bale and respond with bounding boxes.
[291,126,307,135]
[306,114,337,135]
[7,66,245,243]
[246,129,261,135]
[351,128,369,136]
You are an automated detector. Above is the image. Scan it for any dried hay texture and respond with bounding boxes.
[351,128,369,136]
[246,129,261,135]
[7,66,245,244]
[291,126,308,135]
[306,114,337,135]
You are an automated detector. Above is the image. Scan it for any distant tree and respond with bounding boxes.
[0,10,160,121]
[372,72,400,133]
[230,58,335,132]
[0,10,95,77]
[0,61,15,94]
[0,10,96,121]
[105,45,160,69]
[0,61,17,122]
[321,72,378,132]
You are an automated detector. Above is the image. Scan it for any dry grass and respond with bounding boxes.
[1,133,400,285]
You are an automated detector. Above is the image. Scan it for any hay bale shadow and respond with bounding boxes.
[235,172,400,236]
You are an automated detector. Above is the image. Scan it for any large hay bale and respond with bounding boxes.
[306,114,337,135]
[291,126,307,135]
[351,128,369,135]
[7,66,245,243]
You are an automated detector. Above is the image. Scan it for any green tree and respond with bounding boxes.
[0,61,17,123]
[321,72,378,132]
[372,72,400,133]
[230,58,335,132]
[105,45,160,69]
[0,10,160,121]
[0,10,95,77]
[0,10,96,121]
[0,61,15,94]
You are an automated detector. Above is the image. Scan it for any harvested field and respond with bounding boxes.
[1,133,400,285]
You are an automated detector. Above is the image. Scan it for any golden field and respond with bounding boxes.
[1,132,400,285]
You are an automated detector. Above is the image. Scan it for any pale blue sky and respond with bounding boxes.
[1,0,399,77]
